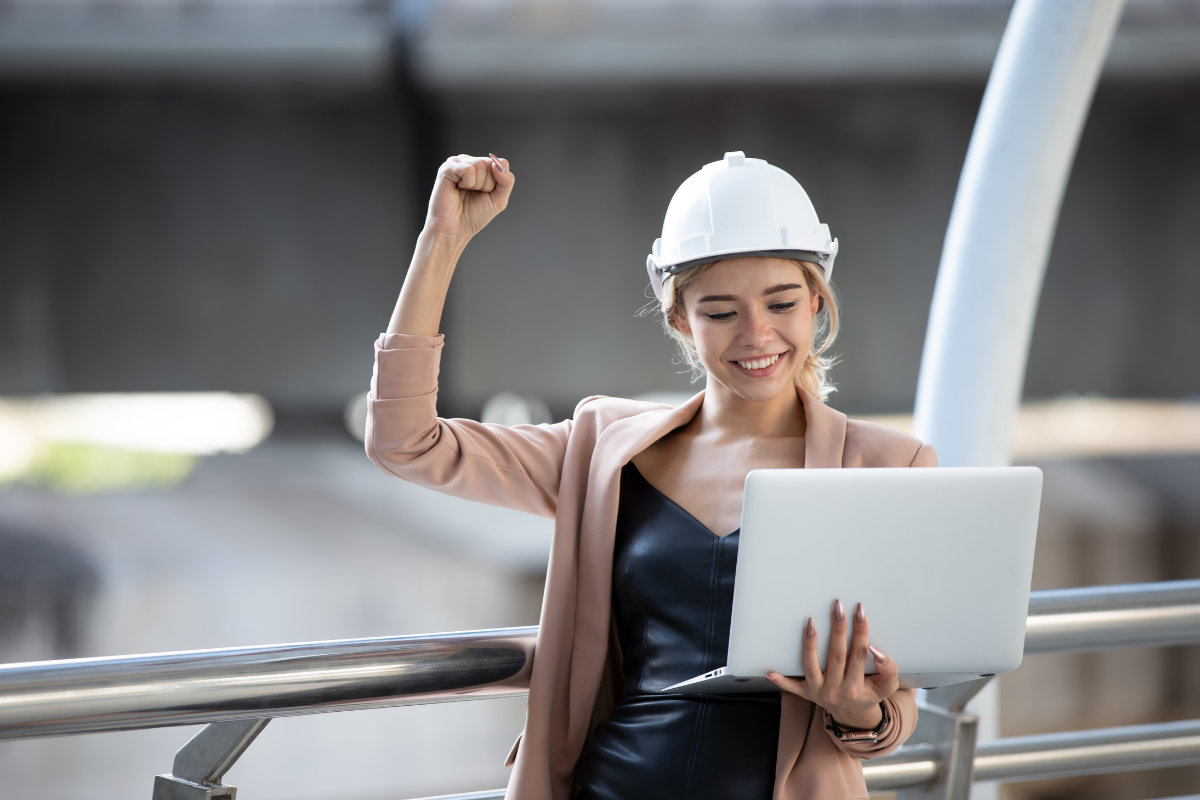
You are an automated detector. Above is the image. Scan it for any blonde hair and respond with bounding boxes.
[658,259,840,400]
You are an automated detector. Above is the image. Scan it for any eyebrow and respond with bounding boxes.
[763,283,805,295]
[695,283,806,303]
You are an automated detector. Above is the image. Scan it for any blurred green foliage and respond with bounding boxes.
[7,442,197,494]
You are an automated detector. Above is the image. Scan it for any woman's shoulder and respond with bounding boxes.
[567,395,688,441]
[573,395,676,423]
[843,417,938,468]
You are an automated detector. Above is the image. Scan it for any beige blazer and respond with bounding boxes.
[366,333,938,800]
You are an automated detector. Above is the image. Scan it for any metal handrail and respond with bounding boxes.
[1,580,1198,741]
[1027,579,1200,614]
[861,717,1200,790]
[1025,578,1200,654]
[379,718,1200,798]
[0,626,536,741]
[857,744,941,790]
[409,719,1200,800]
[972,718,1200,782]
[1,579,1198,800]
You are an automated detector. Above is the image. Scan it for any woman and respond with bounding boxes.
[367,152,935,800]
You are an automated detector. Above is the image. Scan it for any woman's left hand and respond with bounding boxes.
[766,600,899,731]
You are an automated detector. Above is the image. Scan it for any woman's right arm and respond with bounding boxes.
[367,155,571,518]
[388,154,511,337]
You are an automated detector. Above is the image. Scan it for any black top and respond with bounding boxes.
[574,463,780,800]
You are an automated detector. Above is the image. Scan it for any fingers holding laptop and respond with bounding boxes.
[766,600,900,731]
[851,604,900,700]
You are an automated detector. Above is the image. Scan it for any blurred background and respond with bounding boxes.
[0,0,1199,798]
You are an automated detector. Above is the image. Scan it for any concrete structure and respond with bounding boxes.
[2,80,1199,422]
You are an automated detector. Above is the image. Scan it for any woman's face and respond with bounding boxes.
[674,257,821,404]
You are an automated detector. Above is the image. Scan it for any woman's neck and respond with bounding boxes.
[692,378,807,441]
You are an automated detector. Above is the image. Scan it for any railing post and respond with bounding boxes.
[896,679,993,800]
[152,718,270,799]
[896,704,978,800]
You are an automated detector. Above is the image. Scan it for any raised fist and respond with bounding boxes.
[425,153,515,241]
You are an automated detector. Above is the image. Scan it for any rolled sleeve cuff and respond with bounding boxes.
[372,333,444,400]
[823,692,910,757]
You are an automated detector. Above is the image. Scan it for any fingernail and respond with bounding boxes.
[856,603,866,624]
[805,616,816,639]
[833,599,845,623]
[869,645,888,664]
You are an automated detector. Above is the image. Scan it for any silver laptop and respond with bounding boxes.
[663,467,1043,693]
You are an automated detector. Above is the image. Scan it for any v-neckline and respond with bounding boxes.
[626,462,740,540]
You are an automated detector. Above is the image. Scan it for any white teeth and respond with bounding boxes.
[737,354,781,370]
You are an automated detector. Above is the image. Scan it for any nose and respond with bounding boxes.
[737,307,774,350]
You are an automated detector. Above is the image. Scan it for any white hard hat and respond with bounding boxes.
[646,151,838,300]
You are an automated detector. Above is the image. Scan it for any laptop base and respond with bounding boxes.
[662,668,998,694]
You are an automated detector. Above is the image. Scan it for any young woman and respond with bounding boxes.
[367,153,935,800]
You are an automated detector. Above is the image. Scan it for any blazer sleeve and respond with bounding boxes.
[365,333,570,519]
[821,688,918,759]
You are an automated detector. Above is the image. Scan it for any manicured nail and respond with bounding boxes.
[856,603,866,624]
[805,616,816,639]
[489,153,505,172]
[833,599,845,623]
[869,645,888,664]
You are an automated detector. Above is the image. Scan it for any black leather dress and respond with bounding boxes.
[574,463,780,800]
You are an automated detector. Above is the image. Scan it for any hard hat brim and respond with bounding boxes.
[646,246,838,301]
[646,246,836,299]
[658,248,835,277]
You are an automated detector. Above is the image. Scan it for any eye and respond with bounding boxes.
[706,311,736,321]
[769,301,798,312]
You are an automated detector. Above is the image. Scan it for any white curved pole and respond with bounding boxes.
[912,3,1124,797]
[913,0,1125,466]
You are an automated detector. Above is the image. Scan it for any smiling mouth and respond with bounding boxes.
[735,354,782,370]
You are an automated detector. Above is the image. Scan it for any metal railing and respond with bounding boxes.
[1025,579,1200,653]
[0,626,537,740]
[861,717,1200,789]
[0,579,1198,799]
